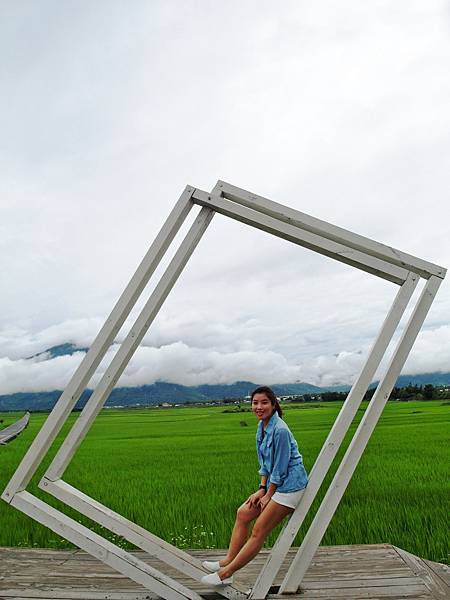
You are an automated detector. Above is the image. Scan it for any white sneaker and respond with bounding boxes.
[201,560,221,573]
[200,571,233,586]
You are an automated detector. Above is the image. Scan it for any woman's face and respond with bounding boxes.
[252,393,273,422]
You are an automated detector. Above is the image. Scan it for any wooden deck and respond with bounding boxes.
[0,544,449,600]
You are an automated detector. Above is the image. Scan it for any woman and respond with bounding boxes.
[201,386,308,587]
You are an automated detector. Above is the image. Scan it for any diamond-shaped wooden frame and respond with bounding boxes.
[2,181,446,599]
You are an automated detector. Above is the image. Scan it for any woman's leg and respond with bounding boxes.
[220,501,261,566]
[219,500,293,577]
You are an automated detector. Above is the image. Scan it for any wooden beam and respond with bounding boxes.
[215,180,446,280]
[44,207,214,482]
[1,187,195,501]
[40,478,247,600]
[279,276,442,594]
[11,491,204,600]
[192,189,409,285]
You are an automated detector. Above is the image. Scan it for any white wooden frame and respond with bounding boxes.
[2,180,445,599]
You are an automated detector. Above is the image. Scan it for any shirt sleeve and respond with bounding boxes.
[256,439,269,476]
[268,428,290,486]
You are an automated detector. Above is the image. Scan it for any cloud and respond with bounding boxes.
[1,322,449,395]
[0,318,103,360]
[0,352,87,395]
[403,324,450,375]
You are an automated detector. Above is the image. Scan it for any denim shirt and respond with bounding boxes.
[256,412,308,493]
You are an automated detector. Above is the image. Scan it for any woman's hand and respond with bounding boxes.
[245,489,266,508]
[259,494,272,511]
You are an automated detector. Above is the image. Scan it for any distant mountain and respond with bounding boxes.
[28,343,89,360]
[365,372,450,390]
[1,344,448,412]
[0,389,91,412]
[395,372,450,387]
[0,381,322,412]
[1,374,449,412]
[193,381,323,400]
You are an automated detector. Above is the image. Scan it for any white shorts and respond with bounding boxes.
[272,488,305,509]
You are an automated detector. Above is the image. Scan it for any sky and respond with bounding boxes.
[1,0,449,395]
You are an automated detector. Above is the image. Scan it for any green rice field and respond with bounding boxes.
[0,401,449,564]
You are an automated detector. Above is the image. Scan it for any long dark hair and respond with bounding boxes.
[250,386,283,418]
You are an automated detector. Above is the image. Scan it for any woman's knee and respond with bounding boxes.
[236,503,257,524]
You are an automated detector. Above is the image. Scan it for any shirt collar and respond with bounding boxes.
[264,411,279,436]
[257,411,279,440]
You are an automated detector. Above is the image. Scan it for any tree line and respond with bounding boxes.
[292,383,450,403]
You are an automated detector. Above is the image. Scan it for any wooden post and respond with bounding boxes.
[1,187,195,502]
[44,206,214,481]
[279,276,442,595]
[11,490,205,600]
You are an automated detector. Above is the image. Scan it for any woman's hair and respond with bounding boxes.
[250,386,283,418]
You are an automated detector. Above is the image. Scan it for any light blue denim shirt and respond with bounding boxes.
[256,412,308,493]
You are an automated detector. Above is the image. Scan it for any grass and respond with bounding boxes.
[0,401,448,565]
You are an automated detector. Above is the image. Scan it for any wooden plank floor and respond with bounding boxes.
[0,544,449,600]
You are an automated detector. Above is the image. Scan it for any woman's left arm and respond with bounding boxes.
[259,428,291,510]
[269,428,291,487]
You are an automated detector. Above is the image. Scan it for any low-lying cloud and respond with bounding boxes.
[1,322,449,395]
